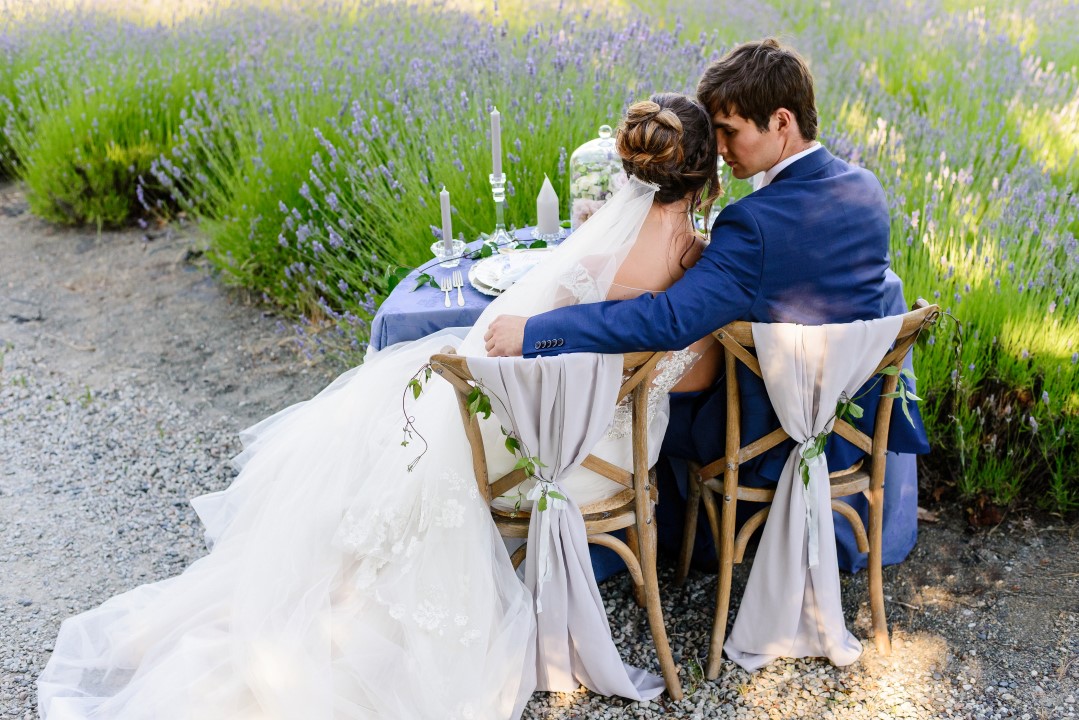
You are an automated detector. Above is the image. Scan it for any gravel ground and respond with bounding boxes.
[1,181,1076,719]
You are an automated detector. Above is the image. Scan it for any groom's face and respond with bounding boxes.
[712,111,783,179]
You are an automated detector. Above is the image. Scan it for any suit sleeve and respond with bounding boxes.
[524,202,764,356]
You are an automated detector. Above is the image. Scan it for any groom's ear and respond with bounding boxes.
[772,107,801,138]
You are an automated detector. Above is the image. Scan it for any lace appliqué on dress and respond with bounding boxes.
[557,263,603,305]
[605,348,699,440]
[333,470,475,641]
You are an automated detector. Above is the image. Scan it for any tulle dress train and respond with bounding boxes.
[38,177,673,719]
[39,331,536,720]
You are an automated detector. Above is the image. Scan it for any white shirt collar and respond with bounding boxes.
[751,142,822,191]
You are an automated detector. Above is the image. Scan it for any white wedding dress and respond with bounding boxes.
[38,178,694,720]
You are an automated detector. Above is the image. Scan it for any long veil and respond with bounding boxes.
[457,176,658,356]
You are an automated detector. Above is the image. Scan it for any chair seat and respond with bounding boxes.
[702,460,870,503]
[492,476,659,537]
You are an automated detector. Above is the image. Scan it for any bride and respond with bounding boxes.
[38,93,721,720]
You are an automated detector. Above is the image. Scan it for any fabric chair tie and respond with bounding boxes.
[797,438,828,569]
[526,479,568,612]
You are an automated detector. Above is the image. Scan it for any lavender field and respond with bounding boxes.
[1,0,1077,512]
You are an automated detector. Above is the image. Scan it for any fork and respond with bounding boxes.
[452,269,465,306]
[440,276,452,307]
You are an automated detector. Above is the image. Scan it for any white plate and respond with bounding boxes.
[468,263,502,296]
[471,249,553,292]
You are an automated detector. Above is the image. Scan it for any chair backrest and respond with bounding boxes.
[709,300,940,470]
[430,351,664,512]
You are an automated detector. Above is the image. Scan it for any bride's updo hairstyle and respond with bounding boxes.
[616,92,721,219]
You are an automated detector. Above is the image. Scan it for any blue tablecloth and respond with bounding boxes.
[370,244,920,579]
[370,229,540,351]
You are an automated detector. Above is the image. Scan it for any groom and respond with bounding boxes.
[485,38,928,565]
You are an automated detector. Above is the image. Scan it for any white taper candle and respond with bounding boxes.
[440,186,453,254]
[490,107,502,178]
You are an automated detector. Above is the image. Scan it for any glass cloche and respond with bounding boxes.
[569,124,628,230]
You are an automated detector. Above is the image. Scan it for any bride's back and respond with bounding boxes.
[607,204,719,392]
[605,93,724,393]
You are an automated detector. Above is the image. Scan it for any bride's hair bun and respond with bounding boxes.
[616,100,685,168]
[615,93,721,213]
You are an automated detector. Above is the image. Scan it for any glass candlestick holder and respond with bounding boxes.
[430,238,466,267]
[531,226,568,245]
[483,173,518,250]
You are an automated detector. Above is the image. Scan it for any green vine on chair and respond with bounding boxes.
[401,365,556,513]
[798,366,922,490]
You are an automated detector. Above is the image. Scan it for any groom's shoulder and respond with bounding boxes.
[828,153,884,187]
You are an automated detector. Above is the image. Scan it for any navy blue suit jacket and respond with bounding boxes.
[524,147,929,473]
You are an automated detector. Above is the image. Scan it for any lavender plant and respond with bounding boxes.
[1,0,1076,511]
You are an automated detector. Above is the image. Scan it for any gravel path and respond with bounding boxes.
[1,182,1076,719]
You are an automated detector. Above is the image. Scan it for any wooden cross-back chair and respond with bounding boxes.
[675,300,939,679]
[430,350,683,700]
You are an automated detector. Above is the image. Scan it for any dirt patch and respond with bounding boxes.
[0,182,329,425]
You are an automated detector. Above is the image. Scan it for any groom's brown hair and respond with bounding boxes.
[697,38,818,141]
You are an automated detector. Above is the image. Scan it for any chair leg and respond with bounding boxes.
[625,524,646,608]
[637,515,683,700]
[675,461,701,586]
[702,486,734,680]
[867,482,891,655]
[509,543,527,570]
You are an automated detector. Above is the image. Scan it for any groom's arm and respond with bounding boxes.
[521,203,764,356]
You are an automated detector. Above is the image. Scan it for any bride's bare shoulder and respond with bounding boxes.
[684,234,707,265]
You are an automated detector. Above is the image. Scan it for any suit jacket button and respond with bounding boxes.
[556,339,564,347]
[534,341,542,350]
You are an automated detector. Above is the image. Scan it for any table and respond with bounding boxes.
[370,242,921,578]
[370,229,540,351]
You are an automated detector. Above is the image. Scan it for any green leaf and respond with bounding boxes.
[879,366,900,376]
[528,239,547,249]
[905,390,923,402]
[473,241,498,259]
[846,402,864,419]
[505,435,521,454]
[412,272,439,292]
[882,391,903,399]
[409,378,422,400]
[799,460,810,489]
[538,495,548,512]
[548,491,566,501]
[533,458,548,468]
[560,219,572,228]
[900,368,916,381]
[424,366,432,382]
[513,457,531,470]
[385,265,411,292]
[901,398,914,426]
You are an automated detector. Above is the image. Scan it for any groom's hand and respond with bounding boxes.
[484,315,527,356]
